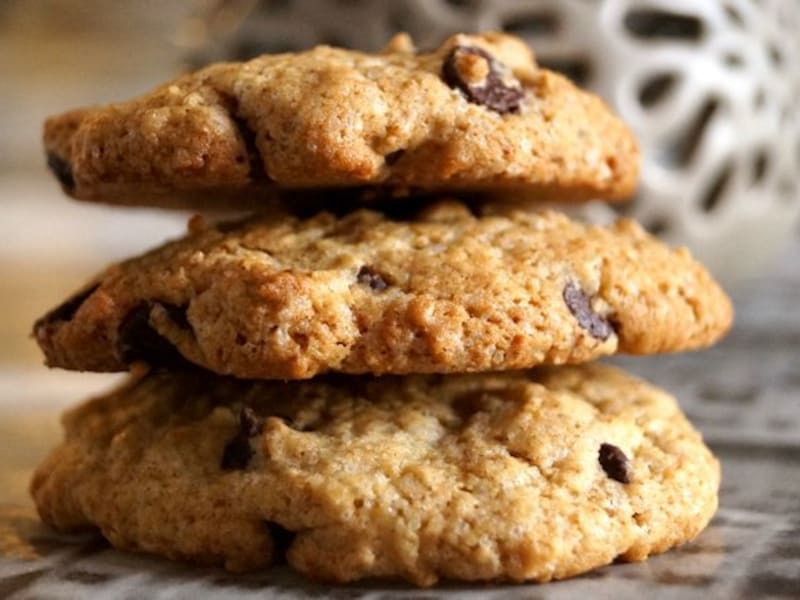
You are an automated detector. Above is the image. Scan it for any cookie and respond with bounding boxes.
[33,201,733,379]
[43,32,638,208]
[30,363,719,585]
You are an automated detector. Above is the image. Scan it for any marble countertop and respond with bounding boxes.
[0,184,797,598]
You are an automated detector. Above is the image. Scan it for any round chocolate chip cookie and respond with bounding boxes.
[33,201,732,380]
[43,32,637,208]
[30,363,720,586]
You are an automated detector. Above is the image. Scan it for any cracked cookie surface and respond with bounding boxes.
[43,32,637,208]
[33,201,732,379]
[30,363,720,585]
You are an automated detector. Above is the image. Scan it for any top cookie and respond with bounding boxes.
[44,32,638,208]
[33,200,732,380]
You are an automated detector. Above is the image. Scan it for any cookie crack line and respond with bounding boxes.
[231,113,268,181]
[32,202,732,380]
[215,88,270,182]
[42,31,639,208]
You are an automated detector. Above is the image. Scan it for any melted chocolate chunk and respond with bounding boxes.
[34,283,99,330]
[117,303,192,367]
[46,152,75,190]
[265,521,296,563]
[221,407,263,470]
[599,443,631,483]
[563,281,614,340]
[357,266,389,291]
[442,45,525,114]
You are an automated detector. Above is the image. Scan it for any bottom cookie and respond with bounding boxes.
[30,364,718,586]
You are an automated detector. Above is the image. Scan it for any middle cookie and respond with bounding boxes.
[34,201,732,379]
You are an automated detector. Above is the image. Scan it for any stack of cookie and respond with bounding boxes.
[30,33,732,586]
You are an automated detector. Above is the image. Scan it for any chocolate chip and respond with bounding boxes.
[221,407,263,470]
[265,521,296,563]
[357,266,389,291]
[34,283,99,330]
[442,45,525,114]
[46,152,75,190]
[220,438,252,470]
[117,303,192,367]
[563,281,614,340]
[599,443,631,483]
[385,149,405,165]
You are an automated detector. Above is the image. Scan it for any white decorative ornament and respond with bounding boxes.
[192,0,800,283]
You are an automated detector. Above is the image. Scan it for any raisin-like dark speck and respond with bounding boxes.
[221,407,263,470]
[357,266,389,291]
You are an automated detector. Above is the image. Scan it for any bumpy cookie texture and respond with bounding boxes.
[30,364,720,585]
[43,32,638,208]
[33,201,733,379]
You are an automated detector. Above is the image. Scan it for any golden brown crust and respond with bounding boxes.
[30,364,719,585]
[43,32,638,208]
[33,201,732,379]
